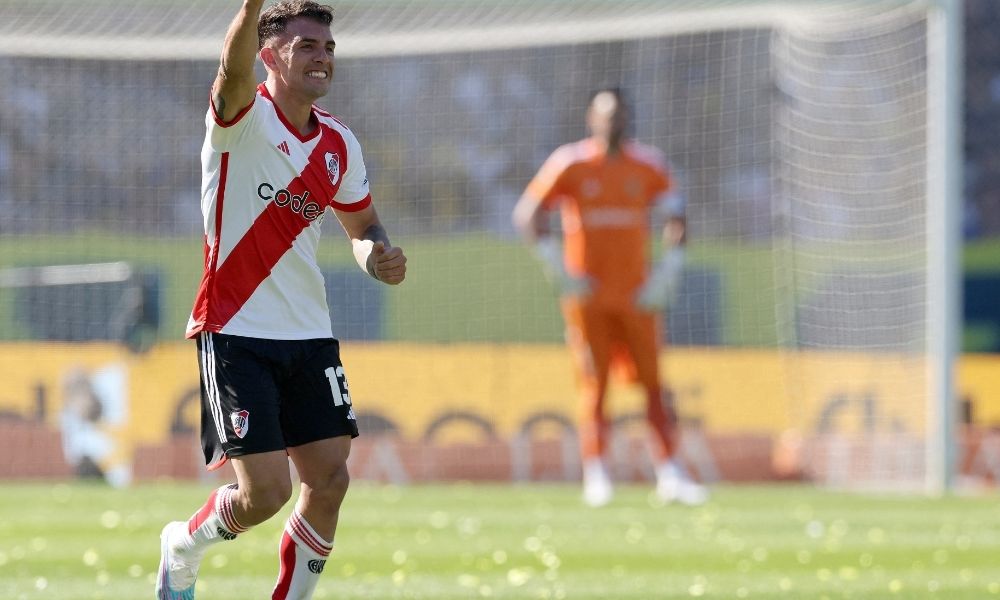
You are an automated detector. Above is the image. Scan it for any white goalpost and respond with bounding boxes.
[0,0,962,492]
[924,0,963,494]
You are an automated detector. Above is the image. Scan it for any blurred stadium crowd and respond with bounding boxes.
[0,52,563,236]
[963,0,1000,238]
[0,1,993,241]
[0,29,769,240]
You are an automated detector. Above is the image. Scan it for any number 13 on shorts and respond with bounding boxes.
[324,366,352,406]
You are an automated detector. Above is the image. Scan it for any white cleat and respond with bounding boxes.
[656,474,708,506]
[155,521,201,599]
[655,460,709,506]
[582,460,614,507]
[583,477,614,507]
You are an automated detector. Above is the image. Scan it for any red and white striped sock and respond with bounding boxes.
[271,510,333,600]
[182,483,249,552]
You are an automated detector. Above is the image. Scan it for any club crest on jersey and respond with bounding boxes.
[230,410,249,439]
[325,152,340,186]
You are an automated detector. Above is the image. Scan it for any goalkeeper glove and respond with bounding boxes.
[636,247,685,311]
[533,238,591,298]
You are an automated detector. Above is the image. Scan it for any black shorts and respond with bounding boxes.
[195,332,359,470]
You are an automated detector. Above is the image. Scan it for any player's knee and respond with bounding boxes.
[323,463,351,498]
[305,464,350,510]
[245,480,293,520]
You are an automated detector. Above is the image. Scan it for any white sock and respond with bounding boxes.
[657,459,682,480]
[584,458,610,481]
[182,483,248,553]
[271,510,333,600]
[658,459,699,484]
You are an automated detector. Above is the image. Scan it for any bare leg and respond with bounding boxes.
[157,451,292,599]
[271,436,352,600]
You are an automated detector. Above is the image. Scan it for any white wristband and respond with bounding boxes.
[352,239,378,279]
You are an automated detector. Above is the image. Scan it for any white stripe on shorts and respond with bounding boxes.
[200,332,228,443]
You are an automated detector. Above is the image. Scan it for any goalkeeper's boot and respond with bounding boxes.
[582,459,614,507]
[655,460,708,506]
[156,521,203,600]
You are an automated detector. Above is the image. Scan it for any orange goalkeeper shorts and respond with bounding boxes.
[560,298,662,389]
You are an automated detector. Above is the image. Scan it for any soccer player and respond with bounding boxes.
[156,1,407,599]
[513,88,706,508]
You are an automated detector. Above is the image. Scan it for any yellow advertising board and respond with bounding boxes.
[0,341,997,479]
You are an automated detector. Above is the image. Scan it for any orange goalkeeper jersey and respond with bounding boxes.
[525,139,674,307]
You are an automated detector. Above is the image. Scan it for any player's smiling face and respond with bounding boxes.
[267,18,335,100]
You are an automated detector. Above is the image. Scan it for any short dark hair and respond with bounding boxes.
[258,1,334,50]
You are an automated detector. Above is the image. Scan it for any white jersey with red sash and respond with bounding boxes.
[186,83,371,340]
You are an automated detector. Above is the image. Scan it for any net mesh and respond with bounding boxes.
[772,11,932,487]
[0,0,946,489]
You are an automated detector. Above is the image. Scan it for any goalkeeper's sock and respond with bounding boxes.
[182,483,249,552]
[272,510,333,600]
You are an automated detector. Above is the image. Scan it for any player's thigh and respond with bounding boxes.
[286,435,352,491]
[230,449,294,495]
[619,309,661,387]
[197,333,287,467]
[562,300,615,378]
[279,339,359,448]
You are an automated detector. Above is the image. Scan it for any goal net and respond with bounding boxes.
[0,0,960,491]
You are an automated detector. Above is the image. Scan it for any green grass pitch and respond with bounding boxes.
[1,482,998,599]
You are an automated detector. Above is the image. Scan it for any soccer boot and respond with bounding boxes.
[655,462,708,506]
[582,460,614,507]
[156,521,202,599]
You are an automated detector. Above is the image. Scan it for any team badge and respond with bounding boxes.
[231,410,250,439]
[308,559,326,574]
[325,152,340,186]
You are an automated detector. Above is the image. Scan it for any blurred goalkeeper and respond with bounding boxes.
[513,88,706,508]
[156,1,406,599]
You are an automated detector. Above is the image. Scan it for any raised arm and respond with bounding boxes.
[212,0,266,122]
[336,204,407,285]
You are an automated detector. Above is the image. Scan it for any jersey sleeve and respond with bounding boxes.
[331,128,372,212]
[523,145,575,209]
[649,166,673,200]
[643,148,674,204]
[205,91,266,152]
